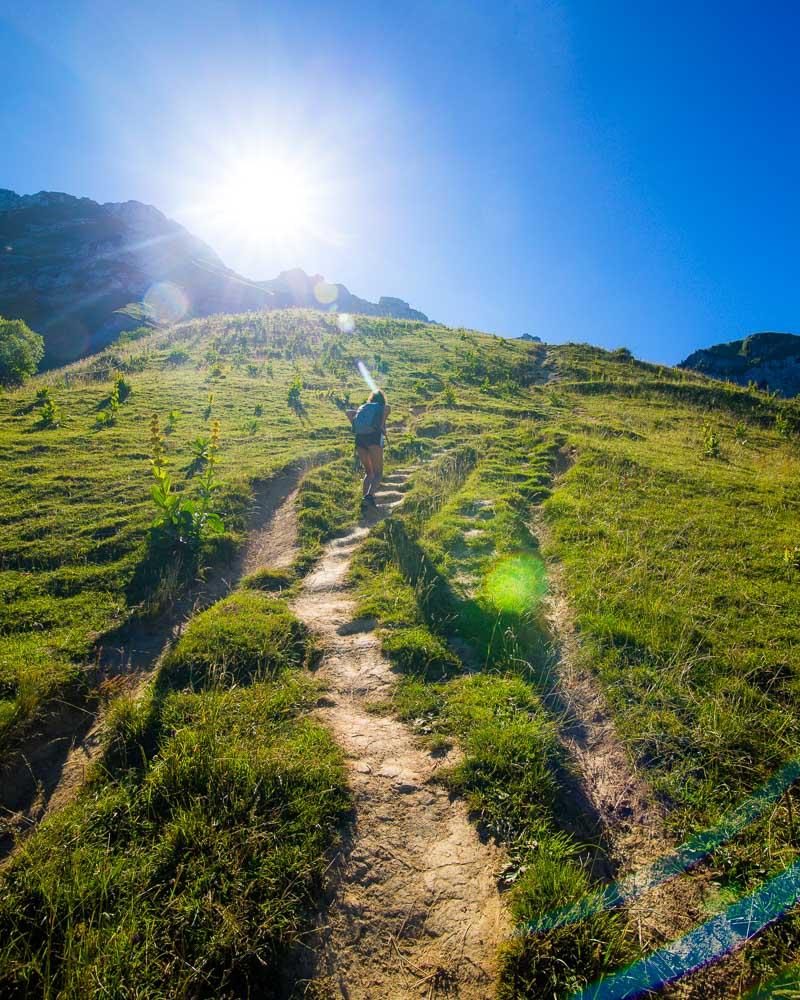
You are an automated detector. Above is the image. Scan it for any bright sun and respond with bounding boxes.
[215,157,314,241]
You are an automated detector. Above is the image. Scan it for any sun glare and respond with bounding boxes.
[215,157,314,241]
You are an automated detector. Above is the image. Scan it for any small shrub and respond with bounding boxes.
[148,415,224,551]
[287,378,304,415]
[254,403,263,417]
[246,363,260,377]
[610,347,633,362]
[114,371,132,402]
[190,436,212,464]
[96,372,131,427]
[442,384,457,408]
[775,411,792,438]
[165,348,190,365]
[116,325,151,344]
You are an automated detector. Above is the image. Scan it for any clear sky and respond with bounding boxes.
[2,1,798,363]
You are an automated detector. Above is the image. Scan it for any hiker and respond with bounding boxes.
[346,390,390,508]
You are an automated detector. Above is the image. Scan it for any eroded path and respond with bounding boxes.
[289,470,509,999]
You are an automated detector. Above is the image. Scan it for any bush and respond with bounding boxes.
[0,316,44,387]
[148,415,224,551]
[165,348,190,365]
[159,591,313,689]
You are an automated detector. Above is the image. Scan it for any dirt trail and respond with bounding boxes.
[0,464,309,859]
[288,470,509,999]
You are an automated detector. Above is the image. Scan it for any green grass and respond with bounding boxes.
[240,566,296,592]
[2,312,800,993]
[294,456,364,570]
[0,590,347,998]
[540,388,800,829]
[158,590,314,690]
[0,311,542,745]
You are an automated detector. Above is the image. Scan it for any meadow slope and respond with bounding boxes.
[0,311,798,997]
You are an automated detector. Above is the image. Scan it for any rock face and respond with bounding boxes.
[516,333,542,342]
[259,269,428,322]
[680,332,800,397]
[0,190,428,367]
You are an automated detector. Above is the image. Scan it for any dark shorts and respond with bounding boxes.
[355,431,382,449]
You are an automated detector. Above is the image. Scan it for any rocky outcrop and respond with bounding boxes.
[680,332,800,398]
[0,190,428,367]
[260,269,428,321]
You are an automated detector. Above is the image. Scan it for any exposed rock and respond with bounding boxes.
[0,189,429,367]
[516,333,542,342]
[680,331,800,398]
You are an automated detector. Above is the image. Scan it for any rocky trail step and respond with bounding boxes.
[287,465,508,999]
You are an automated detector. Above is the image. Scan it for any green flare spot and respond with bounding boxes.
[484,553,548,614]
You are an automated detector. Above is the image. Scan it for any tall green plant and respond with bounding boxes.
[35,395,62,429]
[148,414,224,550]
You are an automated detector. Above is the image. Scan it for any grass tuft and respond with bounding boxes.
[159,591,313,690]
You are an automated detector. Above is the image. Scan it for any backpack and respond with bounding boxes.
[351,401,383,434]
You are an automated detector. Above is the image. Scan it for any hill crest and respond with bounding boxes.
[0,189,428,366]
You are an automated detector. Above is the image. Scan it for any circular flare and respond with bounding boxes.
[143,282,188,324]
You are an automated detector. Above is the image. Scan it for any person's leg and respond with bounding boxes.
[356,446,374,497]
[368,444,384,493]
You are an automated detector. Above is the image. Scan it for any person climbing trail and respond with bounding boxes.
[346,389,390,510]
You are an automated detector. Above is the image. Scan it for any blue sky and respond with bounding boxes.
[2,0,798,363]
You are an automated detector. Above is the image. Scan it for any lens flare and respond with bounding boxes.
[143,282,188,324]
[356,360,379,394]
[570,860,800,999]
[338,313,355,334]
[213,155,314,242]
[484,553,548,614]
[515,759,800,938]
[314,280,338,305]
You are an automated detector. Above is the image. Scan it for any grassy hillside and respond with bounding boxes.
[0,312,538,743]
[1,310,799,996]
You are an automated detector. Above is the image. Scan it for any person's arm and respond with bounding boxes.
[345,408,356,422]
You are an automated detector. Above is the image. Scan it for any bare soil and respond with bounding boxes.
[287,473,509,999]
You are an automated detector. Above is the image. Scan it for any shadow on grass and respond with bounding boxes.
[380,516,618,880]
